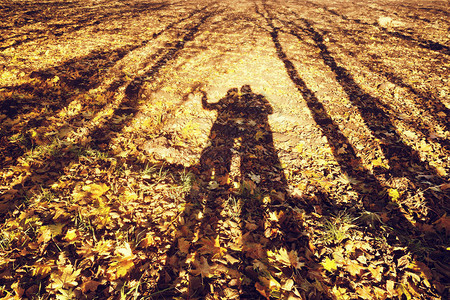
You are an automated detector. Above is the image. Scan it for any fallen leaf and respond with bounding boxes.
[178,238,190,254]
[388,188,400,202]
[191,256,214,278]
[344,260,364,277]
[321,257,338,272]
[198,236,226,258]
[81,280,101,293]
[64,229,79,242]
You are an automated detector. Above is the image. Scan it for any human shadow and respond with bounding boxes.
[156,86,328,299]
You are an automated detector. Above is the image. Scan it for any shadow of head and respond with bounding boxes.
[213,85,273,116]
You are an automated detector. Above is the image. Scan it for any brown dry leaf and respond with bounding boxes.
[224,254,240,265]
[433,213,450,234]
[355,285,372,299]
[198,236,226,258]
[140,232,156,248]
[344,260,364,277]
[243,242,265,260]
[190,256,215,278]
[255,282,270,299]
[177,238,190,254]
[81,280,101,293]
[258,272,281,292]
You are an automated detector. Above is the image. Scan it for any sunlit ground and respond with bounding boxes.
[0,0,449,299]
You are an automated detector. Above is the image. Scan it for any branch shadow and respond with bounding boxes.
[365,53,450,149]
[277,11,450,154]
[298,17,446,200]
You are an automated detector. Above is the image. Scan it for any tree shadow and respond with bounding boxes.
[365,53,450,150]
[0,0,179,51]
[0,2,210,174]
[155,86,330,299]
[302,0,450,56]
[257,5,386,210]
[275,6,450,153]
[258,3,448,296]
[0,44,138,170]
[0,7,214,216]
[297,17,446,209]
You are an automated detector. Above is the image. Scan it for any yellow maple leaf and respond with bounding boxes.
[82,183,109,199]
[332,286,350,300]
[32,262,53,277]
[368,264,383,282]
[388,188,400,202]
[64,229,79,242]
[355,285,372,299]
[344,260,364,276]
[115,260,135,278]
[371,157,389,169]
[268,248,305,269]
[107,242,136,280]
[38,223,65,244]
[122,190,138,202]
[49,265,81,290]
[321,257,338,272]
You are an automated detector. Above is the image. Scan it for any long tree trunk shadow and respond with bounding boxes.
[0,0,178,51]
[257,5,387,211]
[302,0,450,56]
[0,7,215,216]
[258,2,448,294]
[274,10,450,151]
[365,53,450,141]
[155,85,330,299]
[296,17,447,213]
[0,3,207,160]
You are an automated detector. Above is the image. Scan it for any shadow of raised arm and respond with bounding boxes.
[200,88,239,111]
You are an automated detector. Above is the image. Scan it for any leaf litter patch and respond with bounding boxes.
[0,0,449,299]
